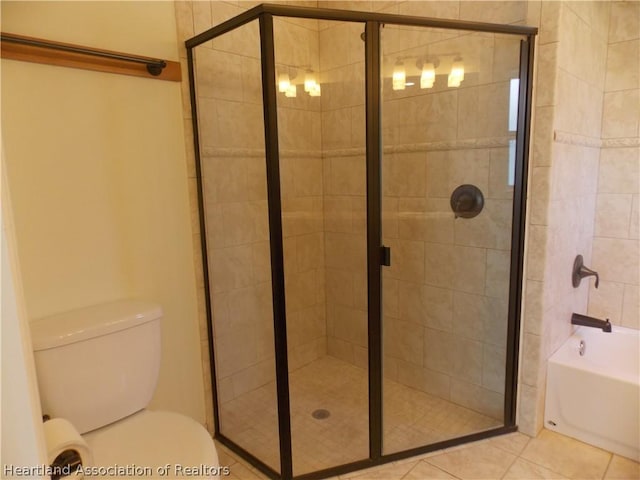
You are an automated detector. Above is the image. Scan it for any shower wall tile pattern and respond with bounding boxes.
[378,24,522,421]
[518,0,639,438]
[588,1,640,331]
[273,16,329,373]
[195,20,281,414]
[319,19,369,370]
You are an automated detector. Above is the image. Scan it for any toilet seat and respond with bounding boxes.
[83,410,219,479]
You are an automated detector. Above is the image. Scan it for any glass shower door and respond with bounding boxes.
[380,24,525,454]
[192,20,281,473]
[188,5,535,477]
[272,16,370,476]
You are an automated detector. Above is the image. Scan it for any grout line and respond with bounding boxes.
[500,449,520,480]
[423,455,462,479]
[402,458,466,480]
[601,453,614,480]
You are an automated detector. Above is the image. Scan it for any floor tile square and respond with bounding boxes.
[488,432,531,455]
[520,429,612,479]
[604,455,640,479]
[402,460,458,479]
[426,442,517,479]
[503,458,567,479]
[342,461,416,480]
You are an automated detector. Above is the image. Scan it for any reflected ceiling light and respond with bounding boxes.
[278,73,290,93]
[448,59,464,88]
[285,84,297,98]
[304,72,316,93]
[452,60,465,81]
[420,62,436,89]
[304,71,321,97]
[309,83,321,97]
[392,60,406,91]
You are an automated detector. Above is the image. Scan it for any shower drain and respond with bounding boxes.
[311,409,330,420]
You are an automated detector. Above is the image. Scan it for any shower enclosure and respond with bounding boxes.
[186,4,535,479]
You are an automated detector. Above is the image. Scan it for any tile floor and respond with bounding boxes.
[218,356,500,476]
[215,355,640,479]
[217,429,640,480]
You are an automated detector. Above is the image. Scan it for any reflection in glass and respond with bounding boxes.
[273,17,369,476]
[380,25,524,454]
[194,20,280,472]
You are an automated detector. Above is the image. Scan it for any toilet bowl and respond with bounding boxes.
[83,410,219,479]
[30,300,219,479]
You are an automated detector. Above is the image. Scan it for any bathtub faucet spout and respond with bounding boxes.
[571,313,612,332]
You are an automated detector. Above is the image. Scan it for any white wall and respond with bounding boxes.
[1,1,205,423]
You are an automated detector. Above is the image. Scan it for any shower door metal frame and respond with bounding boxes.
[186,5,537,480]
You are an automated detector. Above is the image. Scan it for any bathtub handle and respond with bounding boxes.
[572,255,599,289]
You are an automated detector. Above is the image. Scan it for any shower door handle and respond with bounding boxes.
[381,245,391,266]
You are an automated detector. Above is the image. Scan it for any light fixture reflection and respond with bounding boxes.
[392,61,406,91]
[278,68,320,97]
[420,62,435,89]
[448,59,464,88]
[304,72,316,93]
[285,84,297,98]
[304,71,322,97]
[309,83,321,97]
[278,73,290,93]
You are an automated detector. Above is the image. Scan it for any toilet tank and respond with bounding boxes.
[30,300,162,434]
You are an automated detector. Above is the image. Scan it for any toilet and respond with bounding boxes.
[30,299,219,479]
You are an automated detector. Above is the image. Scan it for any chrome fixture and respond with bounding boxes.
[571,313,612,333]
[578,340,585,356]
[572,255,599,288]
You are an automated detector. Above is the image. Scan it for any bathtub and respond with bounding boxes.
[544,325,639,461]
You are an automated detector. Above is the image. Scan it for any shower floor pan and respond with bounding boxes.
[218,356,500,475]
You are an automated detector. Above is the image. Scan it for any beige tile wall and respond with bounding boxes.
[589,1,640,330]
[520,1,600,436]
[376,23,522,419]
[312,2,529,420]
[517,1,638,438]
[273,16,329,372]
[199,10,332,408]
[319,18,369,369]
[518,0,550,437]
[195,19,281,412]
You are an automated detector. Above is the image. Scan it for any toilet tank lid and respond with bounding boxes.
[30,300,162,351]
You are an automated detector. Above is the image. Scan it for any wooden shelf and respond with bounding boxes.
[0,32,181,82]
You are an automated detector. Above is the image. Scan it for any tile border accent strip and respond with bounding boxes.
[200,136,515,159]
[554,130,640,149]
[601,137,640,148]
[553,130,601,148]
[201,134,639,158]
